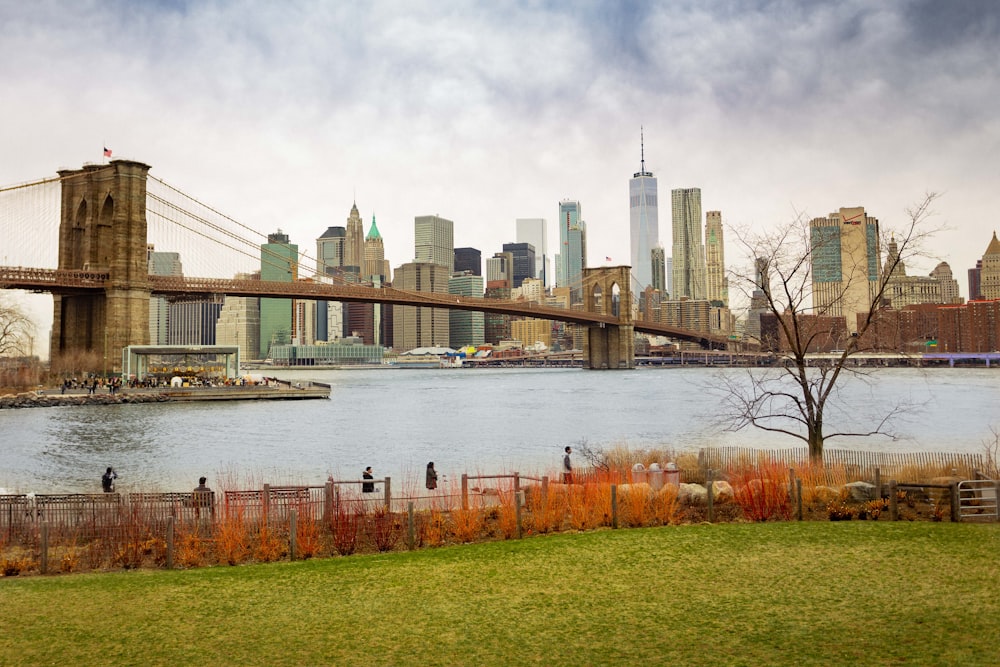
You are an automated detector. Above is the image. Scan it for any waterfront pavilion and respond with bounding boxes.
[122,345,240,383]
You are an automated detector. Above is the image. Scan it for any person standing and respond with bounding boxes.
[425,462,438,490]
[362,466,375,493]
[562,446,573,484]
[101,467,117,493]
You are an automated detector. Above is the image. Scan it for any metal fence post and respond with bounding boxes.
[408,502,415,550]
[611,485,618,529]
[166,516,174,569]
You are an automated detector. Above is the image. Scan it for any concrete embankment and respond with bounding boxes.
[0,385,330,409]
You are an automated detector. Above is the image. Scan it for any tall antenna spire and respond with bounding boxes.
[640,126,645,173]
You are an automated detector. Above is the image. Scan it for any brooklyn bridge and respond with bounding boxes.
[0,159,730,371]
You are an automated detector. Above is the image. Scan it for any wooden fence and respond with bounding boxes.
[698,447,985,480]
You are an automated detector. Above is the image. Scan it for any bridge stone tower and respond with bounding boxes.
[581,266,634,369]
[50,160,151,371]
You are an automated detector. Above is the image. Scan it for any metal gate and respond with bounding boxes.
[958,480,999,522]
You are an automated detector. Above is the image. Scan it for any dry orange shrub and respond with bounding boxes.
[255,524,285,562]
[421,507,449,547]
[215,507,249,565]
[450,506,483,543]
[495,492,519,539]
[618,485,653,528]
[566,483,609,531]
[653,484,682,525]
[526,486,567,534]
[295,513,321,559]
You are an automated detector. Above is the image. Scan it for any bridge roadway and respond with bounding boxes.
[0,266,730,348]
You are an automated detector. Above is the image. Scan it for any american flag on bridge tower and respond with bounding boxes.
[103,147,112,158]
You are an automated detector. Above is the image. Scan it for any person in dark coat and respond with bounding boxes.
[362,466,375,493]
[425,462,438,490]
[101,467,117,493]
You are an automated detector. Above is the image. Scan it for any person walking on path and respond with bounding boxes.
[562,446,573,484]
[101,467,117,493]
[362,466,375,493]
[425,462,438,490]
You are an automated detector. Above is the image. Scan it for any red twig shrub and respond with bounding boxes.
[366,506,401,552]
[329,503,363,556]
[732,463,792,522]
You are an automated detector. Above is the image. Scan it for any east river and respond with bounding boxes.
[2,366,998,494]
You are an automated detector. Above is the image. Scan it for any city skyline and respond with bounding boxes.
[3,2,1000,340]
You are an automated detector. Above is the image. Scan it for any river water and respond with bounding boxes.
[1,367,997,493]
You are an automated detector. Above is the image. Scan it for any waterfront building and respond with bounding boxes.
[454,247,481,276]
[511,318,552,350]
[809,206,882,333]
[502,242,536,288]
[147,245,182,345]
[259,230,298,358]
[746,257,770,342]
[415,215,454,271]
[629,132,659,294]
[979,232,1000,300]
[556,200,586,304]
[671,188,706,300]
[216,271,260,361]
[705,210,728,307]
[393,261,450,351]
[269,337,385,366]
[294,294,317,346]
[448,272,485,348]
[516,218,549,287]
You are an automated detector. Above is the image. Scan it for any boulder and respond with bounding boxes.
[711,480,734,504]
[678,483,708,506]
[617,482,653,500]
[813,486,839,503]
[845,481,876,502]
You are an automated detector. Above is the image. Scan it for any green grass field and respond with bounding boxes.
[2,521,998,666]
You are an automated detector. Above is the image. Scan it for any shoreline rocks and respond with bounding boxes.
[0,391,170,409]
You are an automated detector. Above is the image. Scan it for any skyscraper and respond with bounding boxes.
[448,272,485,348]
[502,242,536,288]
[556,200,586,303]
[415,215,455,271]
[216,271,260,360]
[317,226,346,277]
[393,261,450,350]
[671,188,706,300]
[147,245,182,345]
[629,131,659,293]
[809,206,882,332]
[259,230,298,358]
[345,203,365,275]
[979,232,1000,300]
[363,215,388,282]
[651,246,666,294]
[704,210,728,307]
[454,247,482,276]
[516,218,549,287]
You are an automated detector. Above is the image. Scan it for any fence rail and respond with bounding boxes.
[698,446,984,479]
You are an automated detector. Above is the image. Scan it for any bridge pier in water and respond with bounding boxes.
[50,161,152,371]
[581,266,634,370]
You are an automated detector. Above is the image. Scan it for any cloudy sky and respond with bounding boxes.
[2,1,999,345]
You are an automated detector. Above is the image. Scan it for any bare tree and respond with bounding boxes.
[722,195,941,464]
[0,294,33,357]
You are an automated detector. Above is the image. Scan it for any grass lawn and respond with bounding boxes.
[2,521,998,666]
